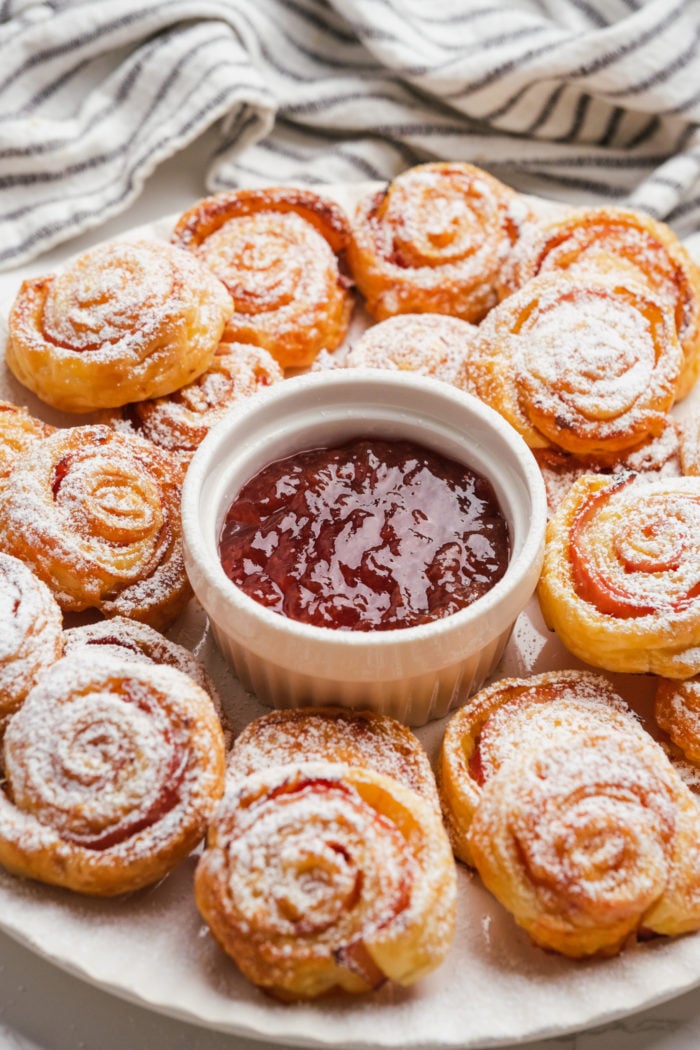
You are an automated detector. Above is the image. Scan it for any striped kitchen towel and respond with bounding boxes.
[1,0,700,270]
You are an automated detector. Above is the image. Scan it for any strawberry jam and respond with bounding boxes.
[219,437,510,631]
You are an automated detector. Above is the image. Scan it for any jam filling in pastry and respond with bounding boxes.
[195,761,456,999]
[0,553,63,734]
[501,206,700,400]
[469,731,700,957]
[0,400,54,480]
[100,340,283,466]
[345,312,478,387]
[468,272,682,456]
[0,424,191,630]
[0,655,225,896]
[226,705,441,817]
[538,473,700,676]
[172,187,352,370]
[347,161,531,323]
[63,616,231,749]
[5,239,232,413]
[438,669,646,865]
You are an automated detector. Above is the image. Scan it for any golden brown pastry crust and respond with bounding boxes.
[227,706,440,816]
[468,272,682,455]
[5,240,232,413]
[0,553,63,732]
[0,401,54,480]
[195,761,456,999]
[172,187,352,370]
[468,731,700,956]
[438,669,644,865]
[0,424,191,630]
[347,162,531,323]
[655,677,700,765]
[501,206,700,400]
[100,340,283,466]
[538,472,700,676]
[0,655,225,896]
[533,419,683,516]
[63,616,231,749]
[345,312,478,386]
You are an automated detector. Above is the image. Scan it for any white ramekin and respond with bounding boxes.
[181,370,547,725]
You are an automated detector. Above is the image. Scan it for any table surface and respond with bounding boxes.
[2,127,700,1050]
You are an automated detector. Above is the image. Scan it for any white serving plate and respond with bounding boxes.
[1,185,699,1050]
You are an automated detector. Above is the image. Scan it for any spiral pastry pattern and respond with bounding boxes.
[0,424,191,630]
[227,706,440,817]
[101,341,283,465]
[63,616,231,749]
[347,162,530,323]
[6,240,232,412]
[538,473,700,676]
[501,207,700,400]
[0,655,225,896]
[469,272,682,455]
[345,313,478,387]
[0,401,54,480]
[0,553,63,731]
[195,762,456,999]
[172,187,352,370]
[438,670,645,865]
[468,733,696,957]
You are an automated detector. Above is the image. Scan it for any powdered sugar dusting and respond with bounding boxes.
[0,552,63,723]
[473,274,682,455]
[103,341,283,464]
[0,654,224,893]
[0,424,190,629]
[345,313,477,386]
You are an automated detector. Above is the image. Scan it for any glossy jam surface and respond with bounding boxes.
[219,438,510,631]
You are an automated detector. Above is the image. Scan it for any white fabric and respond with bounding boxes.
[1,0,700,269]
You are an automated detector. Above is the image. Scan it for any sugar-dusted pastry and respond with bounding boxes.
[438,669,645,864]
[63,616,231,748]
[0,655,226,896]
[0,424,191,630]
[538,472,700,676]
[347,162,531,323]
[100,340,283,466]
[227,706,440,816]
[172,187,352,370]
[0,553,63,733]
[677,414,700,476]
[6,240,232,412]
[468,731,700,957]
[195,761,456,999]
[655,677,700,765]
[345,312,478,386]
[468,271,682,455]
[501,206,700,399]
[0,401,54,480]
[533,418,683,516]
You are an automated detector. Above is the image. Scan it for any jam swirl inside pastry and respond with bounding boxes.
[469,272,682,455]
[538,473,700,676]
[347,162,530,323]
[0,655,225,896]
[501,206,700,400]
[172,187,352,370]
[6,240,232,413]
[195,761,456,999]
[0,424,191,630]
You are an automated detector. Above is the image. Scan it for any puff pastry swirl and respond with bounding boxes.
[195,762,456,999]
